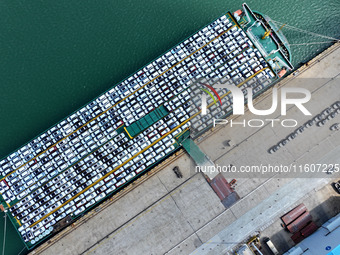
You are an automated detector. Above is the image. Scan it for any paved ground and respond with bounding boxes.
[34,44,340,255]
[189,45,340,254]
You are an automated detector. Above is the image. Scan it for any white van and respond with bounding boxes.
[264,237,279,255]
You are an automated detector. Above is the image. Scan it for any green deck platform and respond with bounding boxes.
[125,106,169,138]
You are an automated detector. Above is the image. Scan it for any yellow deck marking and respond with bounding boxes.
[15,216,22,226]
[124,127,133,139]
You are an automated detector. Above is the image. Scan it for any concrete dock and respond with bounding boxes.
[31,43,340,255]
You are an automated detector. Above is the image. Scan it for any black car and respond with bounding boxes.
[332,182,340,194]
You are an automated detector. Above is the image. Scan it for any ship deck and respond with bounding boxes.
[240,4,293,72]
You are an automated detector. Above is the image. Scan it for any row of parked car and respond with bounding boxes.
[268,101,340,153]
[0,13,241,245]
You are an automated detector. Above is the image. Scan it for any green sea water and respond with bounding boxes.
[0,0,339,254]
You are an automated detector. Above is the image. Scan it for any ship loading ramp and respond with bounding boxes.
[181,137,216,179]
[181,137,240,208]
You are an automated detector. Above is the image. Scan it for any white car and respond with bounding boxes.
[125,172,136,181]
[115,179,126,187]
[3,190,15,202]
[85,192,96,202]
[95,192,106,202]
[155,145,166,154]
[140,141,151,150]
[145,158,156,167]
[105,185,116,194]
[105,178,117,187]
[164,145,175,154]
[65,205,77,215]
[74,206,85,216]
[155,152,166,161]
[85,199,96,208]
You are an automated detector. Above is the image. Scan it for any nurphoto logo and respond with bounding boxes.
[200,82,312,128]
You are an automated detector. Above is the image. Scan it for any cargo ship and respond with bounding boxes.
[0,3,293,250]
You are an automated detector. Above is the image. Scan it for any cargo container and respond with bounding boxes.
[281,204,307,226]
[287,211,312,233]
[290,231,304,244]
[300,221,318,237]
